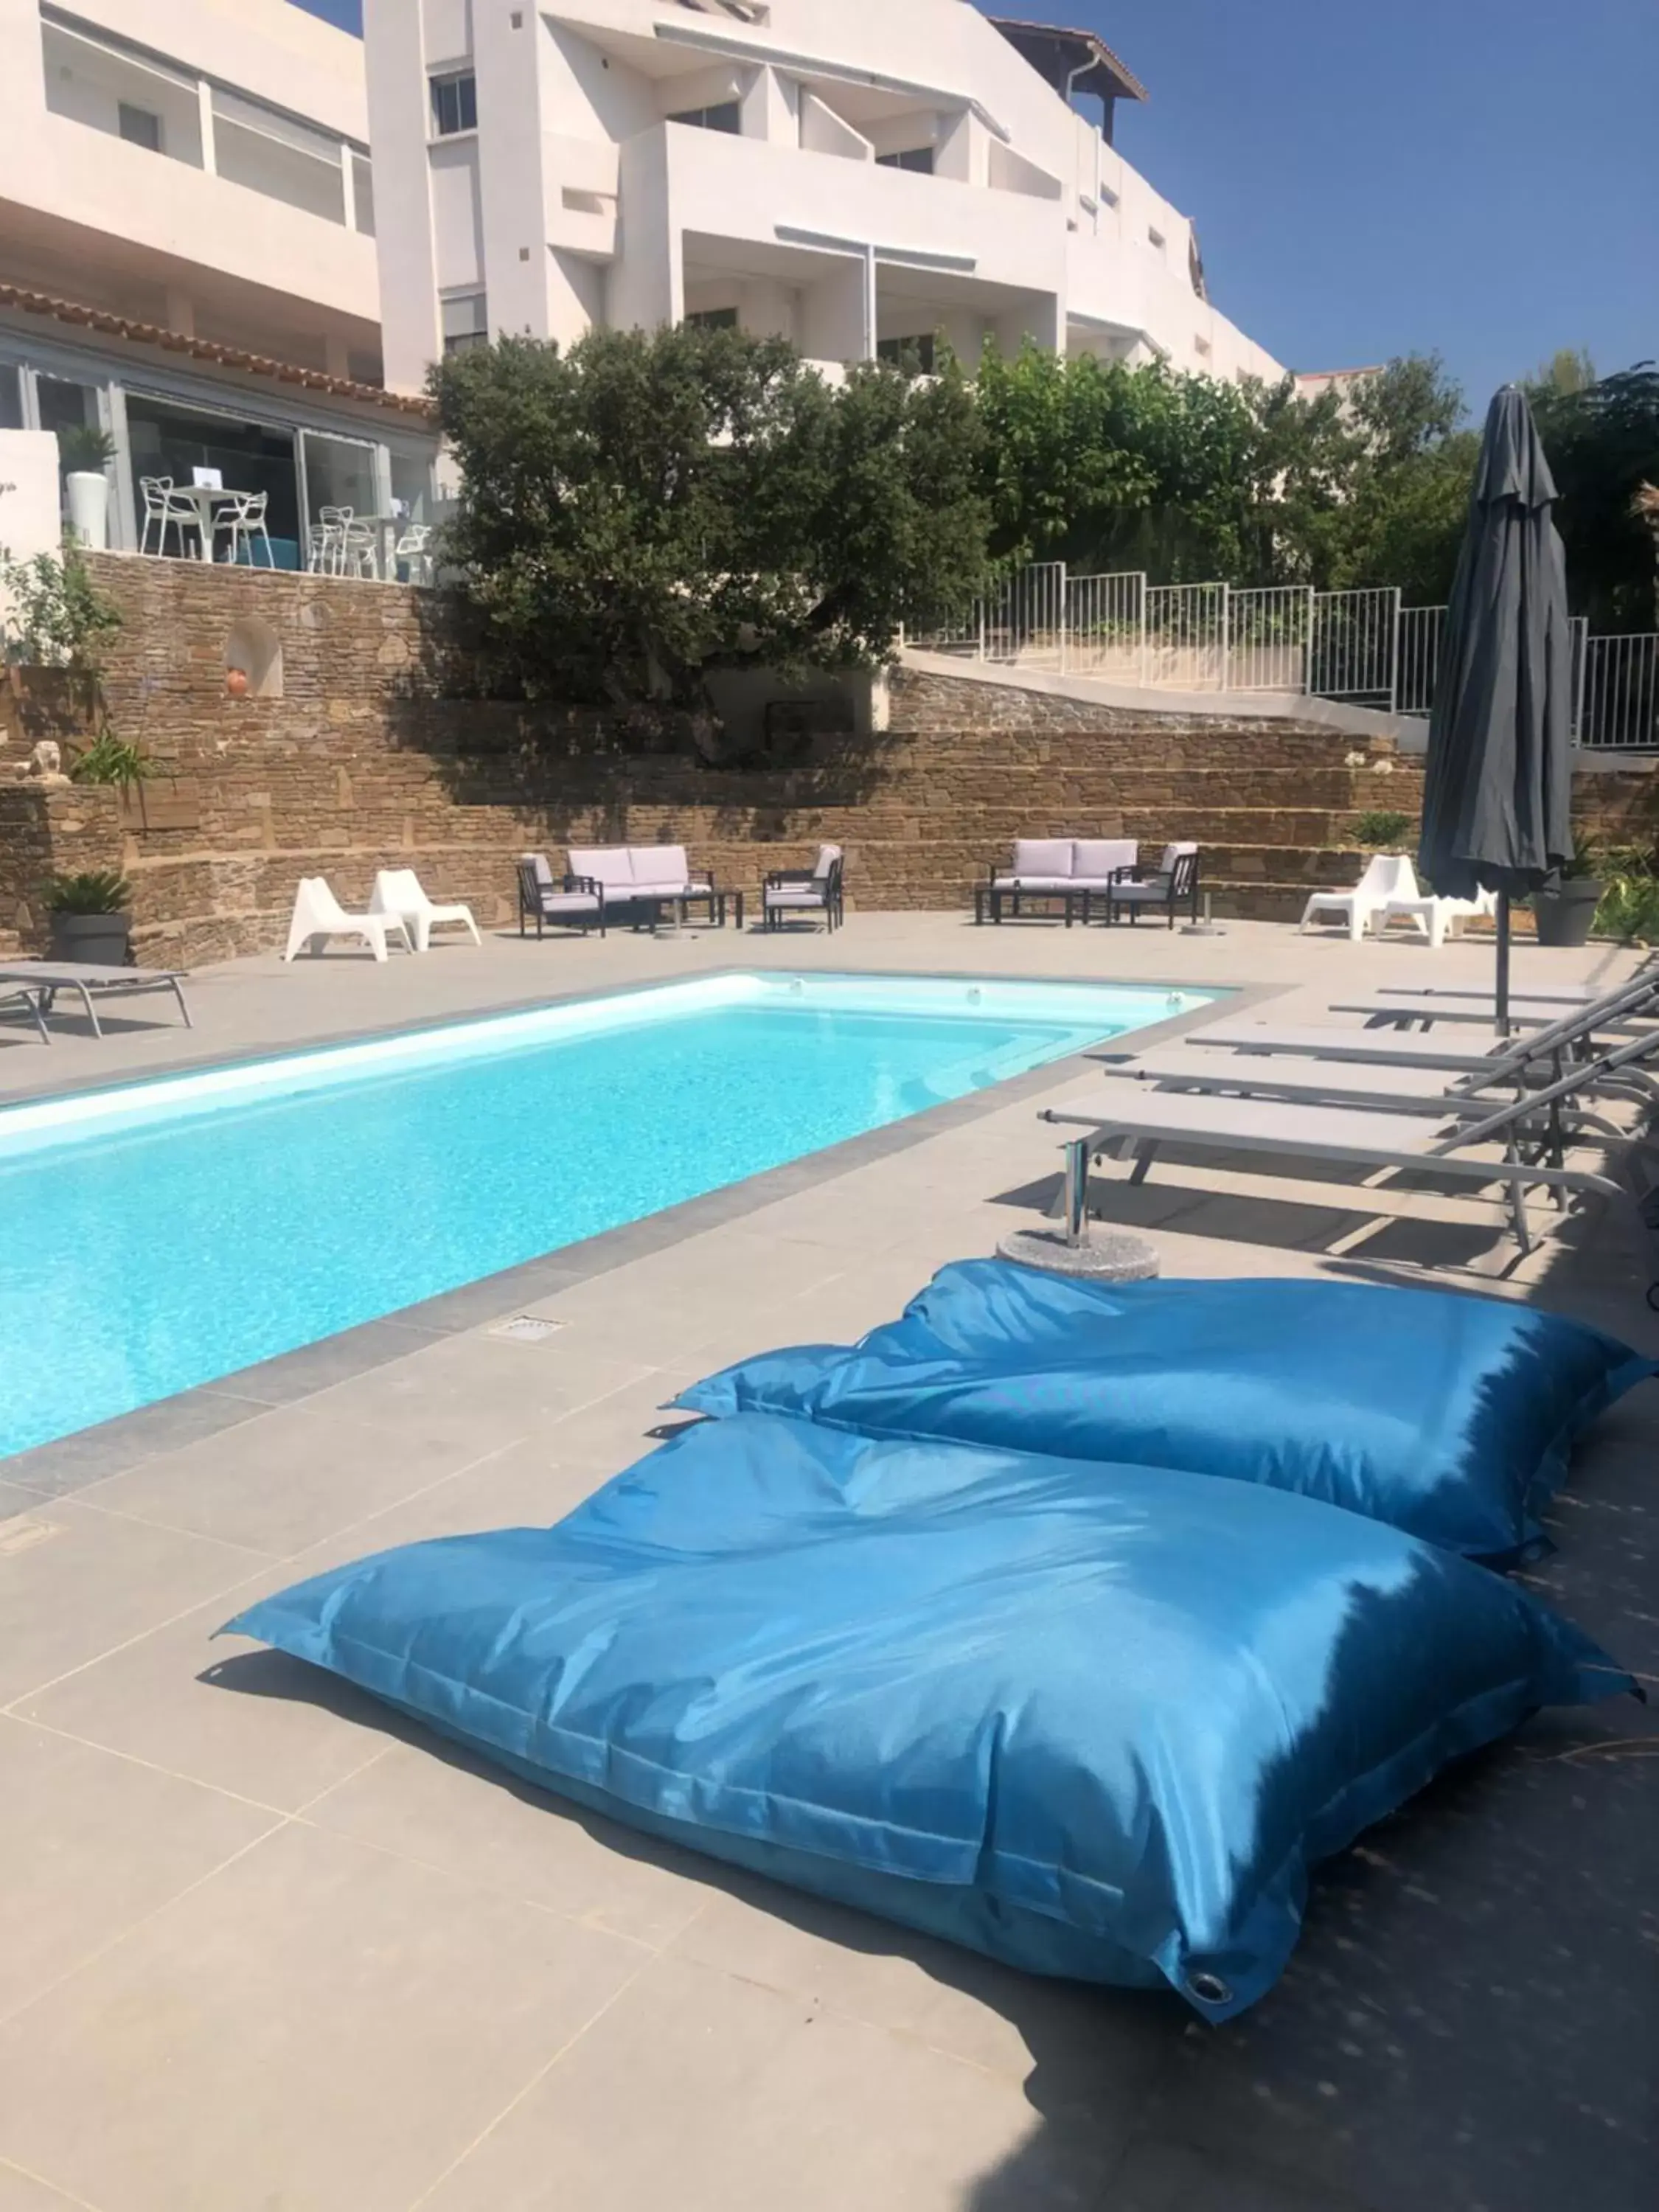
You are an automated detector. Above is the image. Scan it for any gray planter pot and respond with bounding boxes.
[1531,878,1603,950]
[49,910,131,966]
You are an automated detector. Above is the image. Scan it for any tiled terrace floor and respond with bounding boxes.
[1,914,1655,2212]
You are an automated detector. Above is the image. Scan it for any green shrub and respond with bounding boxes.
[1593,846,1659,942]
[69,728,151,790]
[55,425,116,473]
[46,869,131,914]
[0,546,124,672]
[1349,809,1416,849]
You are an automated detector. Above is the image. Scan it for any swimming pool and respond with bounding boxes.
[0,972,1213,1456]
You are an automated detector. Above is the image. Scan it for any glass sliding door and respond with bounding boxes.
[301,431,381,572]
[124,395,300,565]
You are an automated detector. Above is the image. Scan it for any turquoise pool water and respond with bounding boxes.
[0,973,1212,1457]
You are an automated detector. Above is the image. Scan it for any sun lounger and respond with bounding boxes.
[0,961,192,1039]
[1097,1044,1629,1138]
[0,980,55,1043]
[1194,970,1659,1086]
[1046,1026,1659,1264]
[1053,1018,1659,1265]
[282,877,412,963]
[369,869,481,953]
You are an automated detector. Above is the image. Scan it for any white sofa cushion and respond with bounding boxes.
[1011,838,1074,880]
[568,847,634,890]
[1073,839,1138,883]
[630,844,689,887]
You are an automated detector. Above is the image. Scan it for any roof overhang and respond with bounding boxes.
[987,18,1148,108]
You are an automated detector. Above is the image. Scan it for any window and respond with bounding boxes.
[118,101,161,152]
[441,292,488,355]
[877,334,936,377]
[668,101,740,133]
[350,151,375,236]
[0,364,24,431]
[876,147,933,175]
[686,307,738,331]
[430,72,477,138]
[1147,225,1166,249]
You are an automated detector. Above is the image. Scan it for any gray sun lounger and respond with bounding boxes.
[0,984,51,1043]
[0,962,192,1040]
[1096,1045,1633,1135]
[1045,1025,1659,1268]
[1192,970,1659,1089]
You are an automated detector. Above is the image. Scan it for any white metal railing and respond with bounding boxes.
[1397,603,1445,717]
[1065,568,1144,679]
[1579,633,1659,751]
[906,563,1658,748]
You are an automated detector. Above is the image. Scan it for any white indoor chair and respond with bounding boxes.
[369,868,481,952]
[138,476,204,559]
[394,523,433,585]
[220,490,275,570]
[1299,853,1419,942]
[282,876,412,963]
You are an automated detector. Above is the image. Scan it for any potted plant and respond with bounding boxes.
[56,425,116,550]
[1531,838,1605,948]
[45,869,132,966]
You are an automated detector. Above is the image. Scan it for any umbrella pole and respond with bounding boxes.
[1495,892,1512,1036]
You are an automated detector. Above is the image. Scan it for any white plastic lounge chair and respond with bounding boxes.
[1373,885,1498,948]
[282,877,412,963]
[1046,1025,1659,1265]
[369,869,481,953]
[1299,854,1417,941]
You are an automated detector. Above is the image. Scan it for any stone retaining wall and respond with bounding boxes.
[0,555,1651,964]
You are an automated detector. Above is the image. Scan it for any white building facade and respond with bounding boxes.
[364,0,1285,395]
[0,0,439,563]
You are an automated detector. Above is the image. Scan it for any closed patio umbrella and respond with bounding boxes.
[1416,386,1573,1031]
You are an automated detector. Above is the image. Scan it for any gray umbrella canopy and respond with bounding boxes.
[1417,386,1573,905]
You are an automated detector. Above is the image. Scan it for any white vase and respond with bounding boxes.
[65,470,109,550]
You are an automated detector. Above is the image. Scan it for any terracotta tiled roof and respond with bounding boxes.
[0,281,434,418]
[987,18,1150,105]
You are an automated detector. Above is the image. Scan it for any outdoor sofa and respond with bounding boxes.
[978,838,1138,925]
[566,844,725,928]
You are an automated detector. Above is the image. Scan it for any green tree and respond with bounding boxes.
[429,325,987,742]
[1529,362,1659,630]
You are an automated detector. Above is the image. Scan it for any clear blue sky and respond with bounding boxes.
[289,0,1655,414]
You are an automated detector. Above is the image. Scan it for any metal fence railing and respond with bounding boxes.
[1579,632,1659,751]
[905,562,1658,749]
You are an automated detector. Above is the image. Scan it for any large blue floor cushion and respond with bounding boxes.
[675,1263,1651,1561]
[223,1413,1627,2020]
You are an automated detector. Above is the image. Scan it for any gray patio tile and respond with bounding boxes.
[669,1870,1175,2095]
[0,1497,267,1709]
[306,1738,714,1950]
[1095,2137,1376,2212]
[0,2162,95,2211]
[0,1717,275,2021]
[76,1405,524,1559]
[0,1821,645,2212]
[307,1338,658,1434]
[206,1317,450,1406]
[15,1576,397,1812]
[0,1389,267,1500]
[420,1951,1124,2212]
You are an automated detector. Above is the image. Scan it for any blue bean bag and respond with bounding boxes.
[675,1263,1651,1561]
[222,1413,1628,2020]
